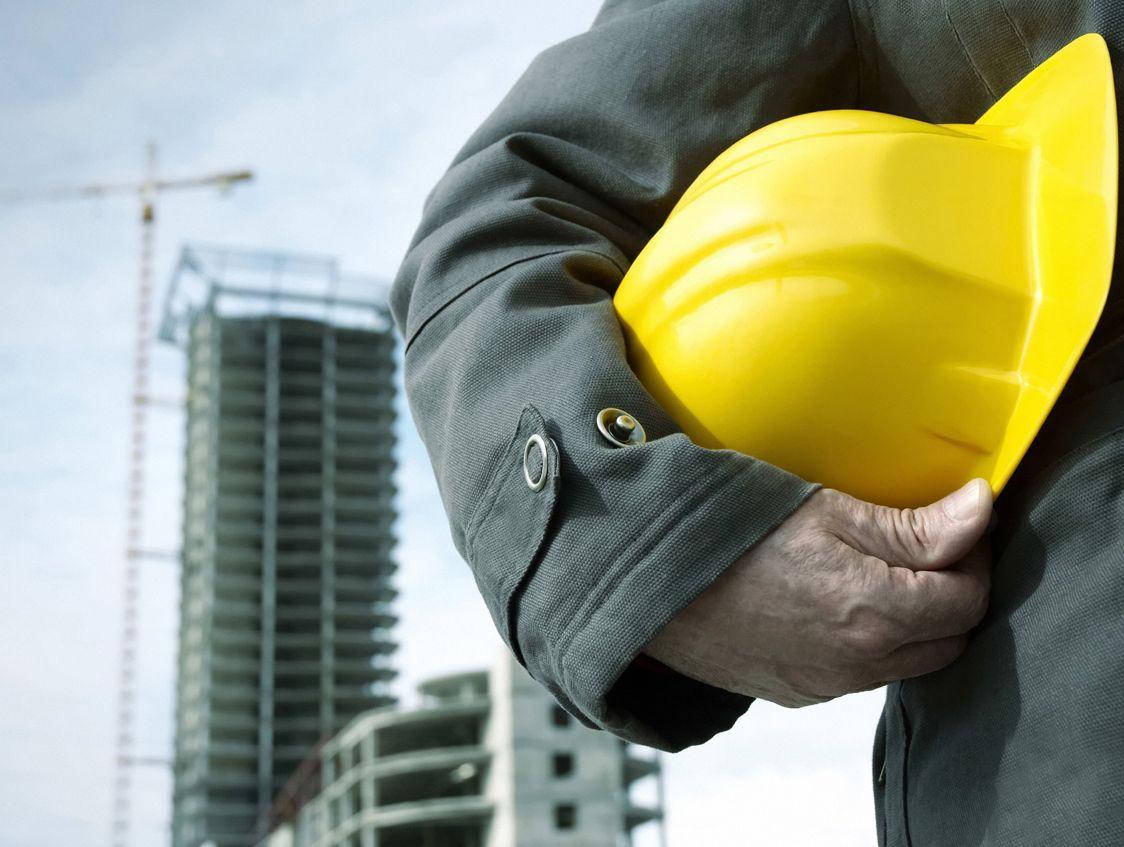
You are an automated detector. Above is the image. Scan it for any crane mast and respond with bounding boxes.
[3,144,253,847]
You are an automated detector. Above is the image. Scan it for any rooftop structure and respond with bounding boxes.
[166,246,399,847]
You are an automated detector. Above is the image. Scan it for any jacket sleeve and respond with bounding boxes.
[390,0,858,751]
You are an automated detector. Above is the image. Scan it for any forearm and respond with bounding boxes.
[398,244,816,747]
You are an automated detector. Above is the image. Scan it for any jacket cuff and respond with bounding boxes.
[606,653,754,752]
[523,443,818,751]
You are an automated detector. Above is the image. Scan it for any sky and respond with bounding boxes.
[0,2,885,845]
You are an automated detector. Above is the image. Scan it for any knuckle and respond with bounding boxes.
[830,570,894,656]
[914,637,969,678]
[857,553,890,576]
[942,578,990,630]
[966,583,991,624]
[916,638,968,677]
[891,507,934,557]
[945,635,970,661]
[839,616,893,660]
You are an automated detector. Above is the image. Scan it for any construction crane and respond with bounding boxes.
[1,143,252,847]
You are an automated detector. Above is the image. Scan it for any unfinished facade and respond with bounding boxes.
[166,247,398,847]
[262,654,665,847]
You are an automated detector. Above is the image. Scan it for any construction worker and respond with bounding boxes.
[390,2,1124,844]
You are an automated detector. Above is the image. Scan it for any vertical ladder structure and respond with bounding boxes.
[109,149,253,847]
[3,147,255,847]
[110,143,158,847]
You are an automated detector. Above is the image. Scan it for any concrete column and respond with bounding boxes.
[259,317,280,811]
[200,313,221,828]
[320,325,337,736]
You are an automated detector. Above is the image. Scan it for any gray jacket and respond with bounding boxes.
[392,1,1124,841]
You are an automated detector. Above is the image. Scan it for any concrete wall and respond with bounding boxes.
[503,656,631,847]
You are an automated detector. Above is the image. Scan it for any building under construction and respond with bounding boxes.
[261,653,665,847]
[162,246,398,847]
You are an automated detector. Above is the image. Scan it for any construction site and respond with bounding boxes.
[4,5,917,847]
[107,241,668,847]
[0,119,668,844]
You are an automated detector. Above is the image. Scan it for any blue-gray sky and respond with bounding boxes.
[0,2,883,845]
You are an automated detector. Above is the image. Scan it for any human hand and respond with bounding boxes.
[643,479,993,706]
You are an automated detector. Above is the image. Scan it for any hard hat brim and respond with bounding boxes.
[973,33,1118,494]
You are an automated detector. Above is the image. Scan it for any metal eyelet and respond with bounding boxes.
[523,434,548,491]
[596,407,646,447]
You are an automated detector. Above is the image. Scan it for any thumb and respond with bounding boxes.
[831,478,993,571]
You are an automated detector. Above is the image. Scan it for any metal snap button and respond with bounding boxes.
[596,407,646,447]
[523,434,548,491]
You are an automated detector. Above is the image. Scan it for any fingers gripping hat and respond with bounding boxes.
[614,34,1118,508]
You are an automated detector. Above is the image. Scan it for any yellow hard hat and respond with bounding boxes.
[614,33,1117,508]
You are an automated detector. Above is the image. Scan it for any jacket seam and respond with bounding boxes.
[463,441,510,555]
[464,404,537,550]
[995,0,1033,69]
[845,0,862,105]
[942,0,997,99]
[403,247,628,356]
[856,0,882,101]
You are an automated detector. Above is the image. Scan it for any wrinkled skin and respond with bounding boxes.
[644,479,994,706]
